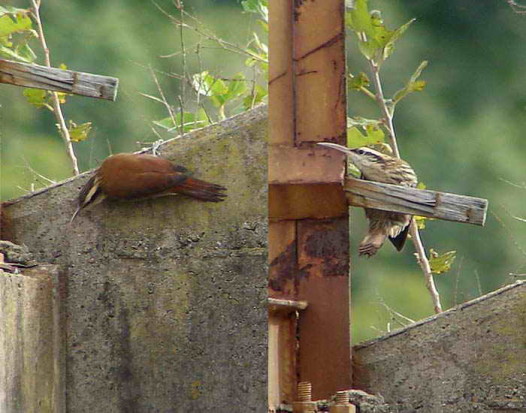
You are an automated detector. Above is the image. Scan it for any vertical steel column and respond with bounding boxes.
[268,0,350,404]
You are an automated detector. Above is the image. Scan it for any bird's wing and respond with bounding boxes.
[388,221,411,251]
[108,171,189,199]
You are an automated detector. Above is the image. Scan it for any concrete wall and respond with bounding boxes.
[0,266,64,413]
[3,106,268,412]
[354,281,526,413]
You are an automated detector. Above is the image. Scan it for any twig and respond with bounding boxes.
[153,2,266,63]
[349,73,377,101]
[147,65,177,129]
[410,223,442,313]
[20,156,56,185]
[474,268,483,297]
[369,63,400,158]
[364,42,442,313]
[492,207,526,258]
[173,0,187,137]
[380,302,415,327]
[507,0,526,14]
[454,255,464,305]
[30,0,79,175]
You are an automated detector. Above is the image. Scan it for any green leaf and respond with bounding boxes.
[429,249,456,274]
[393,60,428,104]
[347,116,381,128]
[23,88,48,108]
[241,0,268,22]
[347,125,385,148]
[56,92,68,105]
[0,7,36,63]
[349,72,370,90]
[357,38,380,60]
[0,12,32,38]
[68,121,92,142]
[0,44,32,62]
[243,84,267,110]
[192,71,219,96]
[346,0,374,36]
[224,73,248,101]
[414,215,427,230]
[383,18,415,60]
[0,6,31,17]
[153,109,210,133]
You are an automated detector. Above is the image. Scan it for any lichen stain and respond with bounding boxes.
[189,380,202,400]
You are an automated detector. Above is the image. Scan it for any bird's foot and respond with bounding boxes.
[150,139,165,157]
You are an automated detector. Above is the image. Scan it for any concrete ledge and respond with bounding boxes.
[0,265,64,413]
[354,281,526,412]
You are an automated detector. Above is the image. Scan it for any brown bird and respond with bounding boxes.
[71,153,226,221]
[318,143,417,256]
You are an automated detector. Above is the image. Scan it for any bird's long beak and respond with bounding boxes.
[70,206,81,223]
[317,142,353,155]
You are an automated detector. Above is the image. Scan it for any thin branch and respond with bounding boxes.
[454,255,464,306]
[348,73,377,101]
[507,0,526,14]
[175,0,187,137]
[31,0,79,175]
[410,222,442,313]
[363,42,442,313]
[153,2,266,63]
[20,156,56,185]
[148,65,177,129]
[369,63,400,158]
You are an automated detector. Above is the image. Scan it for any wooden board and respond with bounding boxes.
[344,177,488,226]
[0,59,118,101]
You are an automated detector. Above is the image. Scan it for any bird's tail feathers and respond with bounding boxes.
[172,178,227,202]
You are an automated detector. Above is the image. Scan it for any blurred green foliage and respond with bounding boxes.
[1,0,525,344]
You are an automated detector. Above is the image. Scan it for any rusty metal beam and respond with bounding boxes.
[269,0,350,406]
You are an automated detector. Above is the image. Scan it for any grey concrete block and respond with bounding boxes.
[4,106,268,412]
[0,265,64,413]
[354,281,526,413]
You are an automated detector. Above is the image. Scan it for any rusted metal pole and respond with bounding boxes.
[268,0,350,405]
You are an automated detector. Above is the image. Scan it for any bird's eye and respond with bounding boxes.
[356,149,364,155]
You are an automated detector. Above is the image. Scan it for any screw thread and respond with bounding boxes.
[335,391,349,405]
[297,381,312,402]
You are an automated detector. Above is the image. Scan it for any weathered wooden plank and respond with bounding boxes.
[344,177,488,226]
[0,59,118,101]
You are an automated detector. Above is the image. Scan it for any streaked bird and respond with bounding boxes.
[71,153,226,222]
[318,142,418,256]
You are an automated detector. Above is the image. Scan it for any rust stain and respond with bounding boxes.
[302,220,349,276]
[269,241,312,294]
[294,32,344,61]
[269,70,288,85]
[297,70,318,77]
[293,0,306,21]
